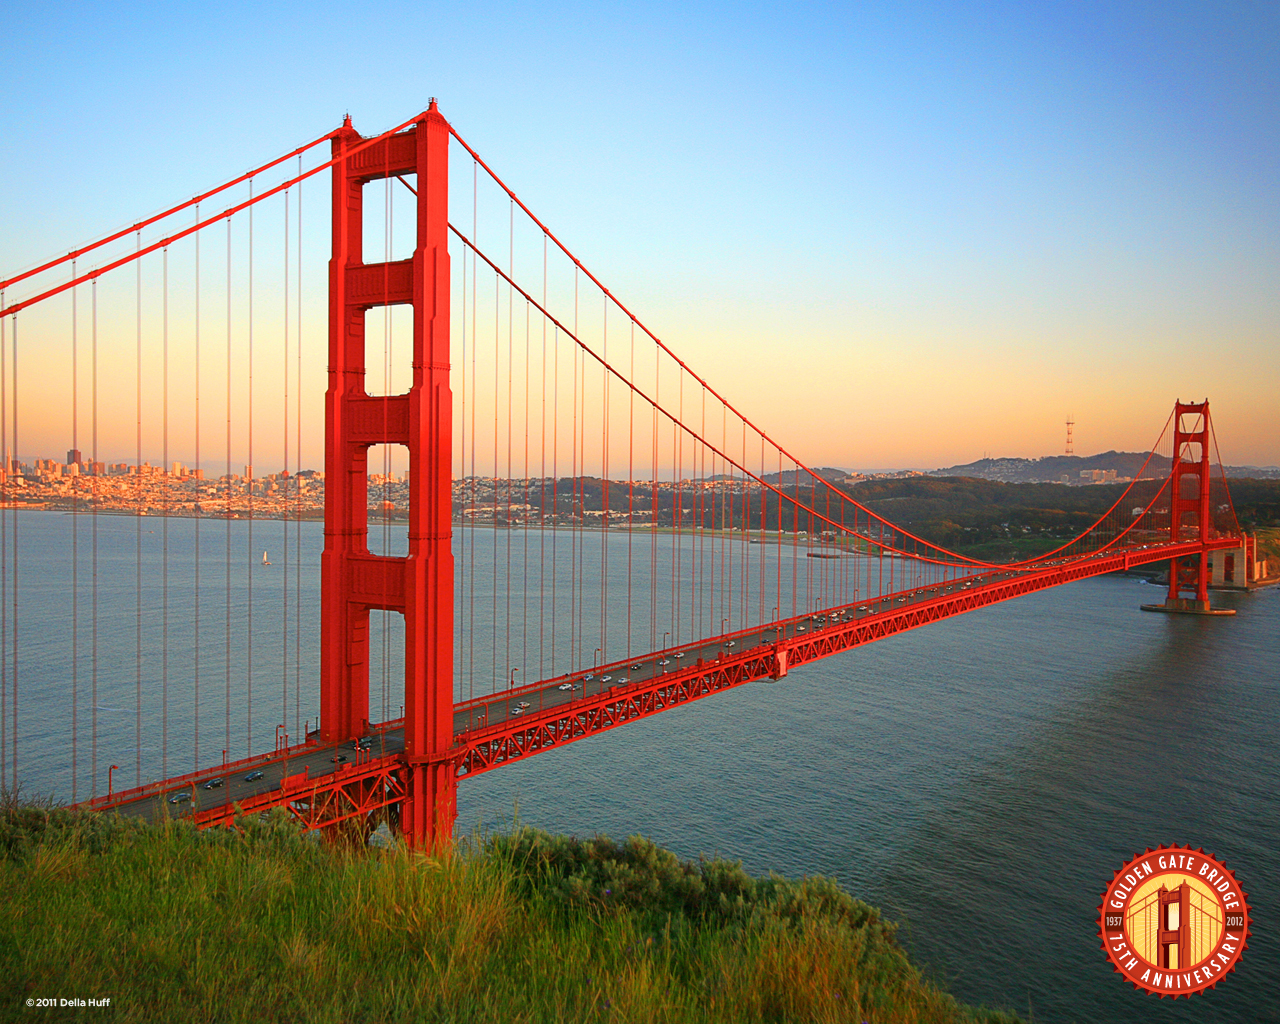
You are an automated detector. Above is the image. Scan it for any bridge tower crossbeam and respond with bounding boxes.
[321,101,455,847]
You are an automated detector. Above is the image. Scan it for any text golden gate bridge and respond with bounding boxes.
[0,104,1254,847]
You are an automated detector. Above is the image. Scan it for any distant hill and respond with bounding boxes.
[760,467,856,486]
[929,452,1280,484]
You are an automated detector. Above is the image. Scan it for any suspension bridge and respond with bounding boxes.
[0,103,1256,848]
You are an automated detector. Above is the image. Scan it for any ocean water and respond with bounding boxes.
[3,509,1276,1022]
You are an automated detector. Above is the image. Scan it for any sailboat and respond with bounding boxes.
[261,551,271,566]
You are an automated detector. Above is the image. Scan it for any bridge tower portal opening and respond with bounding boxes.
[322,103,455,848]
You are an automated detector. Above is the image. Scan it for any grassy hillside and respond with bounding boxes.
[0,807,1021,1023]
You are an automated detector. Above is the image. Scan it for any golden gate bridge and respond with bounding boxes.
[0,103,1256,847]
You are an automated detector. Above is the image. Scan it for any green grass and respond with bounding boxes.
[0,807,1022,1023]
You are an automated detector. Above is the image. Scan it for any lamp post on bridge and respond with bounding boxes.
[509,668,518,695]
[107,764,120,800]
[663,632,670,650]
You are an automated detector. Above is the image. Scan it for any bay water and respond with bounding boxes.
[4,509,1276,1021]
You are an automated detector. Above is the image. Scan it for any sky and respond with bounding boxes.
[2,0,1277,471]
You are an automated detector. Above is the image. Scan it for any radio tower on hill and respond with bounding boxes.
[1065,416,1074,456]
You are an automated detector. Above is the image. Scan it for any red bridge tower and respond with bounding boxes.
[321,102,455,847]
[1165,401,1213,611]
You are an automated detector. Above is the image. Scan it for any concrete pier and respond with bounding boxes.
[1140,598,1236,616]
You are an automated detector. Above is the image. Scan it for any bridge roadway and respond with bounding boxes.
[84,539,1232,829]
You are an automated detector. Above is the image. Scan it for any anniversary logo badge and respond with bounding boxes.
[1099,844,1250,997]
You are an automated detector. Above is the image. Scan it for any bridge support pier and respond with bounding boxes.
[322,102,457,848]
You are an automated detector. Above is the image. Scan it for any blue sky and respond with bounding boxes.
[3,1,1277,467]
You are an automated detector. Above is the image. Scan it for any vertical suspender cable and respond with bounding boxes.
[10,313,16,794]
[471,160,481,706]
[225,219,232,759]
[651,345,658,653]
[551,320,559,678]
[247,180,254,757]
[91,282,99,794]
[194,207,201,768]
[295,163,303,739]
[162,246,170,778]
[701,389,708,639]
[523,299,529,680]
[1,303,7,790]
[539,236,547,680]
[493,266,500,691]
[135,231,142,787]
[506,201,513,690]
[676,371,683,643]
[570,273,578,670]
[551,316,559,676]
[600,296,608,662]
[0,296,5,791]
[71,269,79,801]
[627,319,633,661]
[282,189,290,737]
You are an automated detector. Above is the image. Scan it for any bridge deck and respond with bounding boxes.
[81,538,1238,830]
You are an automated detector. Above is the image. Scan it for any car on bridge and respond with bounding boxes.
[244,770,265,782]
[202,777,225,790]
[168,791,191,805]
[557,682,574,691]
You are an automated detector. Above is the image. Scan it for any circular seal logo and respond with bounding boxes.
[1099,845,1250,997]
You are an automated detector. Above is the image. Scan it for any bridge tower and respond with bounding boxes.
[1162,400,1214,612]
[321,102,455,847]
[1157,884,1190,970]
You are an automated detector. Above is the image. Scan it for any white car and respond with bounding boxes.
[724,640,736,648]
[516,701,531,709]
[658,659,671,666]
[600,675,612,683]
[557,682,574,691]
